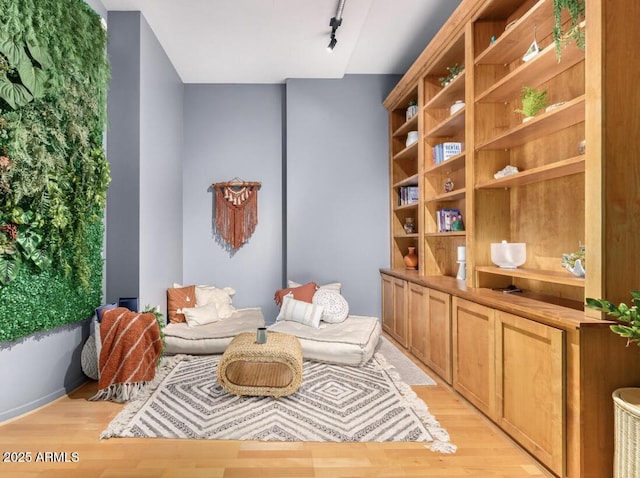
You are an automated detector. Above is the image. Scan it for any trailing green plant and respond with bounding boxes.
[515,86,548,118]
[585,291,640,348]
[0,0,110,342]
[553,0,586,60]
[439,64,464,87]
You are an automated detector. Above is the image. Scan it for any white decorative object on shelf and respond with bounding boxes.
[522,39,540,62]
[562,245,585,277]
[494,165,519,179]
[545,101,566,113]
[406,131,418,147]
[578,139,586,155]
[565,259,585,277]
[491,241,526,269]
[456,246,466,281]
[406,102,418,121]
[450,100,465,115]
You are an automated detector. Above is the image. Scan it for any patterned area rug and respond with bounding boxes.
[100,353,455,452]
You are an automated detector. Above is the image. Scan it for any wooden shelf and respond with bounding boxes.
[392,141,419,161]
[476,42,584,103]
[475,0,554,66]
[425,108,465,138]
[394,233,419,239]
[394,202,419,212]
[425,231,467,238]
[425,152,466,174]
[476,265,585,288]
[424,72,466,110]
[426,188,466,203]
[476,156,585,189]
[393,114,419,137]
[394,173,419,188]
[476,95,585,150]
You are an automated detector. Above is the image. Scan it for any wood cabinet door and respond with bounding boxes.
[381,274,394,336]
[495,311,565,476]
[392,278,408,347]
[427,289,452,384]
[408,282,428,363]
[452,297,496,418]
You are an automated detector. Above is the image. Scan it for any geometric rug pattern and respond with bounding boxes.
[100,354,455,452]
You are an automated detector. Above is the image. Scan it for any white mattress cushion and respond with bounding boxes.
[164,307,265,355]
[268,315,381,366]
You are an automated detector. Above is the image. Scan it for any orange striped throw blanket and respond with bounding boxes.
[90,307,163,402]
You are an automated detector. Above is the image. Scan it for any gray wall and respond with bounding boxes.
[106,11,141,304]
[182,85,284,322]
[106,11,183,315]
[0,323,88,422]
[285,75,397,318]
[138,16,184,314]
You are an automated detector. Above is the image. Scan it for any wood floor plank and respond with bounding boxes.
[0,335,552,478]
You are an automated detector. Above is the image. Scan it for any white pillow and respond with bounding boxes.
[195,286,236,318]
[287,280,341,293]
[312,289,349,324]
[276,295,323,328]
[182,303,220,327]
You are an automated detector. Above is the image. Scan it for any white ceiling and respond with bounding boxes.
[100,0,462,84]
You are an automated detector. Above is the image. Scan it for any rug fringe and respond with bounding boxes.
[427,441,458,454]
[375,352,456,454]
[99,355,189,439]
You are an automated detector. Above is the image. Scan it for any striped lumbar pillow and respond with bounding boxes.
[276,294,324,328]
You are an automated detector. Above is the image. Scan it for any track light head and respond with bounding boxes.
[327,35,337,52]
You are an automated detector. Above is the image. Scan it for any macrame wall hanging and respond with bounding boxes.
[212,179,261,250]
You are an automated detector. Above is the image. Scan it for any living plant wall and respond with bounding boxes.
[0,0,110,342]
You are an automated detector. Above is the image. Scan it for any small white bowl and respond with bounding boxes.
[491,241,526,269]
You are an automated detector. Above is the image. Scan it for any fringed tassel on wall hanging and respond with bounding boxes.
[212,180,261,250]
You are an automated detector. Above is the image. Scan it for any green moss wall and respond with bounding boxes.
[0,0,109,342]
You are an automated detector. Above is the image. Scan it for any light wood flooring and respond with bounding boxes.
[0,335,551,478]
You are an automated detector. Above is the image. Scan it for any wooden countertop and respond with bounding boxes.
[380,268,613,331]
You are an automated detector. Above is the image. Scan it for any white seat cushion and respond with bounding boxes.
[268,315,381,366]
[164,307,265,355]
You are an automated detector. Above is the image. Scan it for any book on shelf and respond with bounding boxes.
[399,186,419,206]
[432,142,462,165]
[436,208,464,232]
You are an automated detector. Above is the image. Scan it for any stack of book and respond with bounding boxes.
[399,186,419,206]
[436,208,464,232]
[432,142,462,165]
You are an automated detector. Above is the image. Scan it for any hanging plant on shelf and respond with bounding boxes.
[439,64,464,87]
[515,86,548,121]
[552,0,586,60]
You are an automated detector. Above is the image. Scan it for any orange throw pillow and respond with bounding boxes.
[167,285,196,323]
[274,282,317,307]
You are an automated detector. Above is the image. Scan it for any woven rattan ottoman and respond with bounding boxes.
[217,331,303,398]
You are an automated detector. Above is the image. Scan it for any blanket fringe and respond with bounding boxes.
[374,352,457,454]
[89,381,150,403]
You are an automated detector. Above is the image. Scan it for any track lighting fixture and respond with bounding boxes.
[327,0,346,52]
[327,34,337,51]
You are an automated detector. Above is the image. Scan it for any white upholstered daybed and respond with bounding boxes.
[163,308,381,366]
[164,307,265,355]
[267,314,381,366]
[162,281,382,366]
